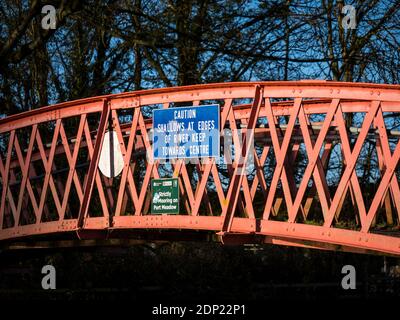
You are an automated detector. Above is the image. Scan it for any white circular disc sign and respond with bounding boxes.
[98,130,124,178]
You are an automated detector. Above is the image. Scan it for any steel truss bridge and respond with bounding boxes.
[1,81,400,255]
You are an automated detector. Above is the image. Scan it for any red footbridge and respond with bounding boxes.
[1,81,400,255]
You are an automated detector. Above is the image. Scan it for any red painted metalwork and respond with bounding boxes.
[1,81,400,255]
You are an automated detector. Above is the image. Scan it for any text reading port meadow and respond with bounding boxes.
[152,304,246,317]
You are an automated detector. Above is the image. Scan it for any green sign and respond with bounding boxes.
[151,178,179,214]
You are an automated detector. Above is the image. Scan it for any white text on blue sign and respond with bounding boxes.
[153,104,220,160]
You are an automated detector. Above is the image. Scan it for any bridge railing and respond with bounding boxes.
[1,81,400,255]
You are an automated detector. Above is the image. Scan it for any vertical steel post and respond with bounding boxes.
[78,99,110,228]
[220,85,263,233]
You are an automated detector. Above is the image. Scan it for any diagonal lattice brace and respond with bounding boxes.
[363,107,400,231]
[0,130,16,228]
[263,98,302,220]
[289,99,339,222]
[82,119,110,222]
[35,120,63,221]
[374,109,400,224]
[113,108,140,216]
[59,115,86,219]
[303,141,334,219]
[221,85,263,232]
[250,146,270,200]
[324,101,380,228]
[78,100,110,228]
[191,99,233,216]
[14,125,39,224]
